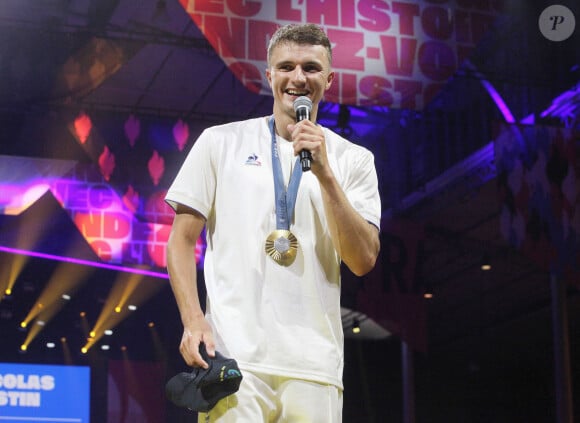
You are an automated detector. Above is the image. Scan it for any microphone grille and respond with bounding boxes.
[293,96,312,112]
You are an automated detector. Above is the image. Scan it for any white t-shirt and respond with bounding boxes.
[165,116,381,388]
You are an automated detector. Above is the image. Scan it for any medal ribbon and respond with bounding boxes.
[269,116,303,230]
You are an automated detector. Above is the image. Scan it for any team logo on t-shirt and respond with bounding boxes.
[245,153,262,166]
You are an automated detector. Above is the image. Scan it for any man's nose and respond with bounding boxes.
[291,66,306,82]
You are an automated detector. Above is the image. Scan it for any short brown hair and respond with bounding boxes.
[267,23,332,66]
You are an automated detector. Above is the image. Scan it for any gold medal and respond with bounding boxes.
[265,229,299,266]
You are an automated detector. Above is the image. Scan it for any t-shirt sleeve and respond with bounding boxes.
[344,148,381,230]
[165,129,216,219]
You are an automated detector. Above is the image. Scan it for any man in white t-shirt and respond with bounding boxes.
[165,23,380,422]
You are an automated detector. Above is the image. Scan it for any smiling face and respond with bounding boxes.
[266,41,334,131]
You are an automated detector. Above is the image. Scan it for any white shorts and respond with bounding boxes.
[198,370,343,423]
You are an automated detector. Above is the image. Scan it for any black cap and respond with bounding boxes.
[165,344,243,412]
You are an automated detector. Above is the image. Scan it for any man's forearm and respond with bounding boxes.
[166,211,207,326]
[319,173,380,276]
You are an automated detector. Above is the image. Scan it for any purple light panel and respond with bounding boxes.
[0,245,168,279]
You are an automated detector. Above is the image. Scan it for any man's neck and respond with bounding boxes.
[272,112,293,141]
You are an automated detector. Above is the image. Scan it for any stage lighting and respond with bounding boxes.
[481,253,491,271]
[424,284,433,299]
[352,319,361,334]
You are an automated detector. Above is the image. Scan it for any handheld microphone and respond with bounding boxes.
[293,96,313,171]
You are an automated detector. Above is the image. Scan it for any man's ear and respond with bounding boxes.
[265,68,272,88]
[325,71,335,90]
